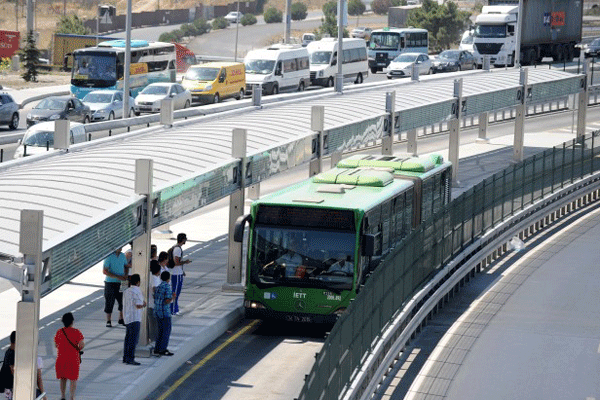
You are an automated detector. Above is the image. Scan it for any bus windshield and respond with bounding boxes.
[72,53,118,86]
[251,226,355,291]
[244,59,276,74]
[310,51,332,64]
[370,32,401,51]
[185,67,219,81]
[474,25,507,38]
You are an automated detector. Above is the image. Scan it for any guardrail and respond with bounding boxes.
[296,130,600,400]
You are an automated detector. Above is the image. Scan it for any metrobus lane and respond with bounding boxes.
[148,319,327,400]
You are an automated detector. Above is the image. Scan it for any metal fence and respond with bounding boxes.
[297,130,600,400]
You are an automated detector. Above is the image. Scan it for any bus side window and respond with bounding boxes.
[400,37,405,48]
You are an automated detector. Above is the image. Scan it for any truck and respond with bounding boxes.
[471,0,583,68]
[52,33,113,70]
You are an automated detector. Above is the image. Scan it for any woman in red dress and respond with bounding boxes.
[54,312,84,400]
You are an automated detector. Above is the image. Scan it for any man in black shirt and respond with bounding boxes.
[0,331,16,398]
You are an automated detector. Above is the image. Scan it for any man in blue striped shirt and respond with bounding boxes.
[154,271,176,356]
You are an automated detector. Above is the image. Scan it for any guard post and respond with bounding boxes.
[514,68,528,163]
[133,159,153,348]
[383,91,395,156]
[577,59,589,141]
[224,128,247,291]
[310,106,324,176]
[449,78,463,186]
[14,210,43,400]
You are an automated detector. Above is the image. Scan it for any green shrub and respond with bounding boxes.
[170,29,184,41]
[180,23,197,37]
[264,7,283,23]
[291,2,308,21]
[241,14,257,26]
[193,18,211,34]
[212,17,229,30]
[158,32,176,42]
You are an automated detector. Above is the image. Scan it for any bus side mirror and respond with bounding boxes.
[362,232,381,257]
[331,58,337,66]
[233,213,252,242]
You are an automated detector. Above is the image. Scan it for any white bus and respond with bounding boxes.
[70,40,176,100]
[368,27,428,73]
[307,38,369,87]
[244,44,311,95]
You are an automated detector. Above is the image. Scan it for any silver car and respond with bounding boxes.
[134,83,192,114]
[0,93,20,130]
[82,90,136,121]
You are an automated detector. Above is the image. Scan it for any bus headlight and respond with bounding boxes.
[333,307,347,316]
[244,300,266,309]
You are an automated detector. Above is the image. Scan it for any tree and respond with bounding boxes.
[56,15,90,35]
[348,0,366,25]
[264,7,283,23]
[21,31,40,82]
[348,0,366,17]
[322,1,337,17]
[371,0,390,15]
[406,0,471,52]
[291,2,308,21]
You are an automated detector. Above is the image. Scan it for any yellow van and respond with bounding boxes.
[181,62,246,104]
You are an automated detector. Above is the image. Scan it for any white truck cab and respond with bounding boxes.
[472,5,518,67]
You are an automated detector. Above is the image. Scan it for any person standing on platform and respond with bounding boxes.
[154,271,176,356]
[168,233,190,315]
[123,274,146,365]
[0,331,15,399]
[103,247,128,327]
[54,312,84,400]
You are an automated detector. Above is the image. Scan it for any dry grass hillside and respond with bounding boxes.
[0,0,328,52]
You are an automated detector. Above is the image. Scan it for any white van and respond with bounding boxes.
[13,121,86,158]
[244,44,311,95]
[307,38,369,87]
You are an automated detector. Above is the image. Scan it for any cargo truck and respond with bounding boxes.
[472,0,583,68]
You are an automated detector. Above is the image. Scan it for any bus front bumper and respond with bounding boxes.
[245,307,339,325]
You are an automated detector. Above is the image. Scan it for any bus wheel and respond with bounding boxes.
[272,84,279,95]
[370,67,377,74]
[237,88,245,100]
[355,73,363,84]
[298,81,305,91]
[213,93,220,103]
[326,77,334,87]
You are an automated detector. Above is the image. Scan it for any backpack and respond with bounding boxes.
[167,245,180,269]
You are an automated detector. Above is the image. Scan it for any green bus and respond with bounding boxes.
[234,154,452,324]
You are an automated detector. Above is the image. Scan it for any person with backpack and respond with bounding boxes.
[168,233,191,316]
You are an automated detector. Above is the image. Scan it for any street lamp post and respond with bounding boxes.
[123,0,132,119]
[335,0,345,93]
[234,0,240,61]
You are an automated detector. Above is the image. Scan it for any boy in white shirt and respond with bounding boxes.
[123,274,146,365]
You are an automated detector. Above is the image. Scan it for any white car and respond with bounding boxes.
[224,11,243,23]
[386,53,432,79]
[82,90,135,121]
[14,121,86,158]
[134,83,192,114]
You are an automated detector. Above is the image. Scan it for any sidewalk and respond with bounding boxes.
[0,123,588,399]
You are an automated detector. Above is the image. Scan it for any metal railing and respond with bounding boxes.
[297,130,600,400]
